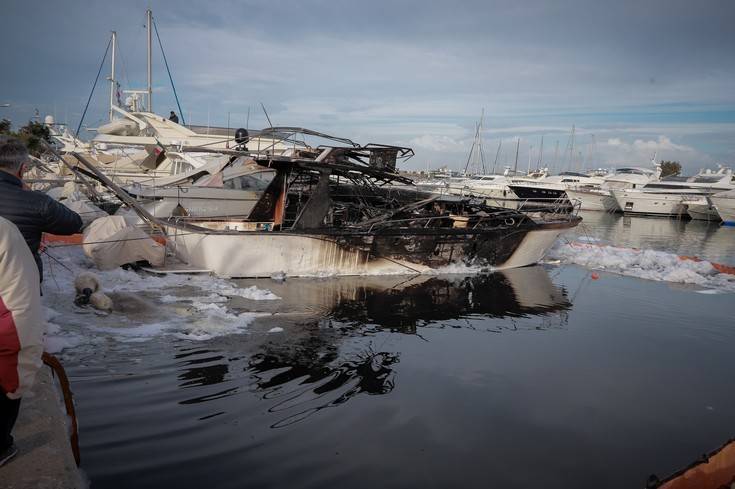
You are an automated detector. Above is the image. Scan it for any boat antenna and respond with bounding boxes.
[152,15,186,125]
[76,34,112,137]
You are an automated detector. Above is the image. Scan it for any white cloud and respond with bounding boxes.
[408,134,466,152]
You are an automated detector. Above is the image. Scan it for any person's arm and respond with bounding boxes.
[0,218,44,399]
[40,195,83,236]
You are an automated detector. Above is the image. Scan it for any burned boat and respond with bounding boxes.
[152,128,581,278]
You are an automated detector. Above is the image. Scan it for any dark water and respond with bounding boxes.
[62,212,735,489]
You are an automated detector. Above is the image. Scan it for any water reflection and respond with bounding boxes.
[222,266,572,426]
[576,210,735,265]
[327,267,571,332]
[248,346,399,428]
[234,265,571,328]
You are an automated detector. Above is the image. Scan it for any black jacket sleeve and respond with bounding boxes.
[40,196,83,235]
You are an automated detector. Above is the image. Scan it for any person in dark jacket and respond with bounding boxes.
[0,137,83,279]
[169,111,179,124]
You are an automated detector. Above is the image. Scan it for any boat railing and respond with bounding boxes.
[361,212,528,233]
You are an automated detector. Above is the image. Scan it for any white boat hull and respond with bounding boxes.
[612,190,688,217]
[686,203,721,221]
[565,188,619,212]
[711,195,735,225]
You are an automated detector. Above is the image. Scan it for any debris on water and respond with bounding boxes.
[551,240,735,292]
[270,272,287,282]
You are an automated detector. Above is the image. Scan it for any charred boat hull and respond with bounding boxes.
[164,218,579,278]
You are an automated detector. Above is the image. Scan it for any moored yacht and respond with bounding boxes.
[565,166,661,212]
[611,168,735,217]
[710,190,735,225]
[507,171,605,210]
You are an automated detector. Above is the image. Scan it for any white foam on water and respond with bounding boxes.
[41,247,279,350]
[44,322,86,354]
[268,327,284,333]
[551,241,735,292]
[211,283,280,300]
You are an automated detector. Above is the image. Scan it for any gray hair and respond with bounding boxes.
[0,136,28,172]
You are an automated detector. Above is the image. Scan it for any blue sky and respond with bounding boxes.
[2,0,734,173]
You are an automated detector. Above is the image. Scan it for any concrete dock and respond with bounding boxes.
[2,367,83,489]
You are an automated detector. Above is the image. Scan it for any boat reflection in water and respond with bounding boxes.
[215,266,572,427]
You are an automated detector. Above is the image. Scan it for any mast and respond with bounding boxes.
[513,138,520,174]
[108,31,117,122]
[553,140,559,172]
[478,108,485,174]
[492,139,502,174]
[537,135,544,169]
[464,108,486,175]
[146,8,153,112]
[527,145,533,174]
[569,124,576,171]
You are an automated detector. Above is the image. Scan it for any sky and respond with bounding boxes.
[1,0,734,174]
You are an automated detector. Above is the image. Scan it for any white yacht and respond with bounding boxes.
[444,169,549,209]
[611,168,735,218]
[121,156,275,223]
[565,166,661,212]
[507,171,605,208]
[710,190,735,225]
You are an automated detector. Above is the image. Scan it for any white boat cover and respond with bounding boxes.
[63,197,108,227]
[83,216,165,270]
[46,186,65,200]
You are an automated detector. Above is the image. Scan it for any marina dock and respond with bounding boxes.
[2,368,82,489]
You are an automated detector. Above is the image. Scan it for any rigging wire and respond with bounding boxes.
[76,36,112,137]
[153,16,186,125]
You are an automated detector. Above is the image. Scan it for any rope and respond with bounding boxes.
[153,17,185,125]
[76,36,112,138]
[42,352,81,466]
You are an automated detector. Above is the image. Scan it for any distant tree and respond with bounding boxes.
[0,120,53,157]
[17,121,51,157]
[0,118,11,135]
[660,160,681,178]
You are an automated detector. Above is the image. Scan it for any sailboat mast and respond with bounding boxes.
[479,108,485,174]
[527,145,533,174]
[513,138,520,174]
[537,135,544,169]
[146,9,153,112]
[570,124,576,171]
[108,31,117,122]
[492,139,502,174]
